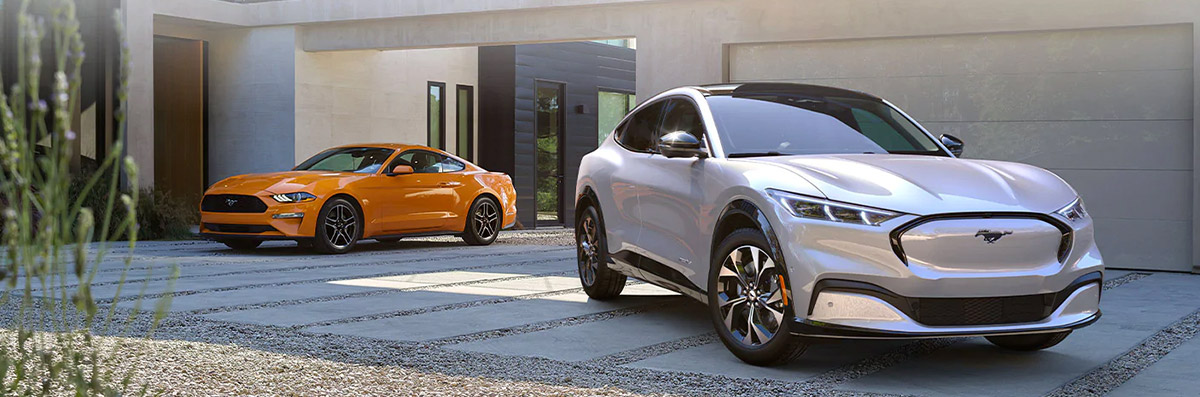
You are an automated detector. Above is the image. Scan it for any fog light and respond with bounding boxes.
[273,212,305,219]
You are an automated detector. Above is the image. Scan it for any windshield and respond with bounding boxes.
[706,94,943,157]
[295,147,395,173]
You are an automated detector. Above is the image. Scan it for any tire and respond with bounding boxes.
[221,239,262,250]
[709,228,807,366]
[462,196,501,246]
[986,331,1071,351]
[313,197,362,254]
[575,205,626,299]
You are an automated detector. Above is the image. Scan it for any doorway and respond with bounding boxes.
[535,81,565,226]
[153,36,207,209]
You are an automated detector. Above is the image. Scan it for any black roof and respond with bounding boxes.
[699,82,882,101]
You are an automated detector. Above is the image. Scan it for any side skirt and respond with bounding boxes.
[609,250,707,302]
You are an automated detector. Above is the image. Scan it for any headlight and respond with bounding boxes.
[271,192,317,203]
[767,189,902,226]
[1055,197,1088,222]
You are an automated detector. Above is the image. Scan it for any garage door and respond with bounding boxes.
[728,25,1194,272]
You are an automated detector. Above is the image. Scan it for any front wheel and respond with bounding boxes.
[709,228,807,366]
[462,197,501,246]
[986,331,1071,351]
[314,197,362,254]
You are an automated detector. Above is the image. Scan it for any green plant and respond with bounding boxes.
[67,168,198,241]
[0,0,173,395]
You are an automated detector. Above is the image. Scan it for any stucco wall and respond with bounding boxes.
[293,47,478,163]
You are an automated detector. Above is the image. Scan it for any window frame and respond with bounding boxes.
[427,82,447,150]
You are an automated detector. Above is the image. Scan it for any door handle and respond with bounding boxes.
[438,181,463,187]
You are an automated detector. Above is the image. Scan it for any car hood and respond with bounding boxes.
[209,171,360,194]
[742,154,1077,215]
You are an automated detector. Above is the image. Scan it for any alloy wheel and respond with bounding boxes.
[474,200,499,240]
[716,245,785,346]
[323,202,357,249]
[577,214,600,286]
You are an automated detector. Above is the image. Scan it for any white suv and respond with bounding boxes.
[573,83,1103,366]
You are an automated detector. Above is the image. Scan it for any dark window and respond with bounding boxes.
[390,150,462,174]
[428,82,446,149]
[456,85,475,161]
[659,98,706,143]
[616,100,666,152]
[295,147,395,174]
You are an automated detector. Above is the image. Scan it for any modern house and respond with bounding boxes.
[0,0,1197,274]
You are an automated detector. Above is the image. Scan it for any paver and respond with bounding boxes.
[210,272,583,327]
[838,273,1200,396]
[446,301,711,361]
[1108,331,1200,397]
[87,249,570,300]
[305,284,679,342]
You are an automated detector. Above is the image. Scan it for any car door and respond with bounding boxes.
[606,100,666,259]
[380,150,460,233]
[633,97,715,291]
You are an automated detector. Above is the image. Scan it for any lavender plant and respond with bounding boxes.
[0,0,173,394]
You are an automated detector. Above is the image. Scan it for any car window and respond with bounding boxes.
[439,156,466,172]
[295,147,395,174]
[390,150,465,174]
[617,100,666,152]
[659,98,706,144]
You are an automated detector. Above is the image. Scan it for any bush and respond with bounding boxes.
[67,165,197,241]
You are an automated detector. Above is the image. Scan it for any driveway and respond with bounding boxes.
[45,232,1200,396]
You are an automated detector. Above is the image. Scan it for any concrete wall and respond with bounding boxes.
[293,47,478,162]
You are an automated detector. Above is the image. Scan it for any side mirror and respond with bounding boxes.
[940,134,964,157]
[387,165,414,176]
[658,131,708,159]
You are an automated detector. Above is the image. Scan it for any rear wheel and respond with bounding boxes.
[709,228,807,366]
[221,239,261,250]
[986,331,1071,351]
[462,197,501,246]
[314,197,362,254]
[576,206,625,299]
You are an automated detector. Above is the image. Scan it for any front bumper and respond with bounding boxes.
[792,272,1102,339]
[199,194,319,240]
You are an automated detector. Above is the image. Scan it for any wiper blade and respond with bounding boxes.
[727,151,785,158]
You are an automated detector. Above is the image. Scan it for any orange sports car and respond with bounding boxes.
[199,144,517,253]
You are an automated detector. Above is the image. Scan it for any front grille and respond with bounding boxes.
[203,223,277,234]
[913,294,1049,326]
[201,194,268,213]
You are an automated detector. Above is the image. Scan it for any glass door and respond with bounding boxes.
[535,81,565,226]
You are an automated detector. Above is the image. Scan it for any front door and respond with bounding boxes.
[535,81,565,226]
[375,150,461,233]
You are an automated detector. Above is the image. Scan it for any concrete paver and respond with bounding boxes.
[446,301,711,361]
[1108,331,1200,397]
[305,283,680,342]
[626,339,909,381]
